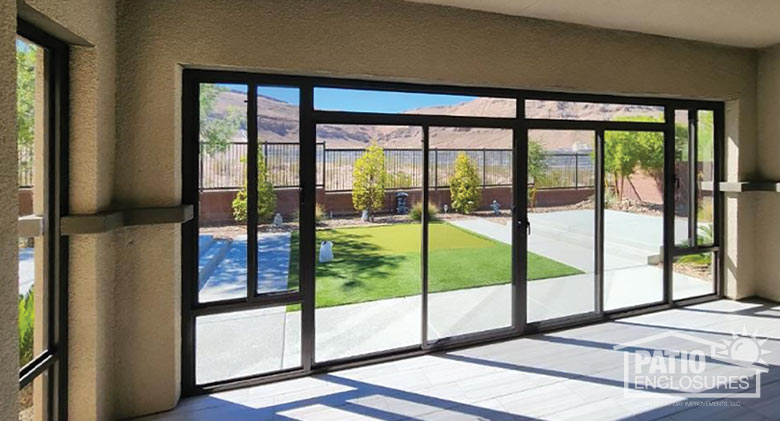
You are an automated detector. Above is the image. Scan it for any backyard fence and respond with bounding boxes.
[18,144,34,188]
[199,142,595,192]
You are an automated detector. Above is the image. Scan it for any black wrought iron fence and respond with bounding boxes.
[18,144,34,188]
[199,142,594,191]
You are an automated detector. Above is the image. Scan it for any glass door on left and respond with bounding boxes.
[194,84,303,385]
[17,34,49,421]
[16,25,68,420]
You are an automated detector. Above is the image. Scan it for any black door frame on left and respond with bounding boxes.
[181,69,724,396]
[16,18,70,421]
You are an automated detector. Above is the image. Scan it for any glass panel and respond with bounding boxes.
[198,83,248,303]
[427,127,513,340]
[314,126,422,361]
[674,110,691,247]
[697,110,715,246]
[527,130,595,322]
[256,86,300,294]
[17,36,47,367]
[603,131,665,311]
[673,252,716,300]
[315,87,516,117]
[195,306,301,384]
[526,100,664,122]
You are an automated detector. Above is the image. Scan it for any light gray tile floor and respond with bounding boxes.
[143,299,780,421]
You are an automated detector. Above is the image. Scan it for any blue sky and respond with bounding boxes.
[220,83,476,113]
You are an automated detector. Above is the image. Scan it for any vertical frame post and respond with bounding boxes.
[515,95,527,332]
[300,84,316,370]
[688,110,698,247]
[421,125,430,348]
[180,71,199,396]
[595,130,605,315]
[663,106,676,305]
[714,104,724,297]
[247,84,259,299]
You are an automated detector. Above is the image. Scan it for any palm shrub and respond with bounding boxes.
[450,152,481,214]
[18,291,34,366]
[232,148,276,223]
[352,142,386,220]
[409,201,438,221]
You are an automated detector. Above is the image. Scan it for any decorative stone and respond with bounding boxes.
[319,241,334,263]
[361,209,370,221]
[272,212,283,227]
[443,204,449,213]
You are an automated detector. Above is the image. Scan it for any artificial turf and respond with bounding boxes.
[288,221,582,309]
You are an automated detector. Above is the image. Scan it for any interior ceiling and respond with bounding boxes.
[407,0,780,49]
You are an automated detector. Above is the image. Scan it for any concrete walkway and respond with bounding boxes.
[199,232,292,303]
[450,211,713,319]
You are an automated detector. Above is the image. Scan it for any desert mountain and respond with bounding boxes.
[213,90,660,151]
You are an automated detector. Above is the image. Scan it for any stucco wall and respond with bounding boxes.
[5,1,117,420]
[0,0,764,420]
[1,1,19,420]
[112,6,759,416]
[755,44,780,300]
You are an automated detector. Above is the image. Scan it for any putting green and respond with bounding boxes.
[288,221,583,309]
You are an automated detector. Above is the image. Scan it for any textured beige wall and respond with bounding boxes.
[754,45,780,300]
[0,1,19,420]
[0,0,764,420]
[112,5,759,416]
[12,0,118,420]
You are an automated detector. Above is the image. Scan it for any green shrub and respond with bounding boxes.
[450,152,481,214]
[232,148,276,223]
[18,291,34,367]
[409,201,438,221]
[528,139,549,185]
[352,142,386,219]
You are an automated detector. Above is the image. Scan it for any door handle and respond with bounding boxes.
[518,220,531,235]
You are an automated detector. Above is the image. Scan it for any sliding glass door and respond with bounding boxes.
[182,71,724,394]
[426,127,515,342]
[192,83,304,385]
[313,124,423,362]
[525,130,597,323]
[672,109,719,300]
[602,129,665,311]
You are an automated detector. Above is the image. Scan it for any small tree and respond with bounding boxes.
[352,142,386,219]
[17,41,36,150]
[603,130,642,201]
[527,140,548,207]
[352,141,387,220]
[17,40,36,181]
[450,152,481,214]
[232,147,276,223]
[200,84,243,155]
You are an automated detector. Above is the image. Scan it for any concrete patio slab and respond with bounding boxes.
[199,232,292,303]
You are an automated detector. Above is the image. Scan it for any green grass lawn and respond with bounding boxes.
[288,221,581,309]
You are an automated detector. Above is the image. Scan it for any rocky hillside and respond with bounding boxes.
[213,90,661,151]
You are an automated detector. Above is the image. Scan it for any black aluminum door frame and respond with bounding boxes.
[669,106,724,299]
[16,18,70,421]
[181,69,725,396]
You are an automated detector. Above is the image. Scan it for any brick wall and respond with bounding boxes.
[199,186,596,225]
